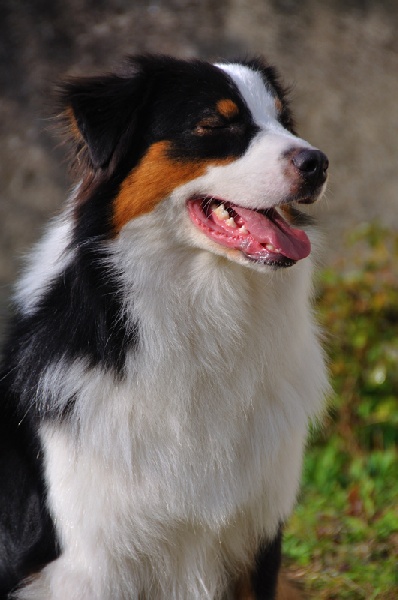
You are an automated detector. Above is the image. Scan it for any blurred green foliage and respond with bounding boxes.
[284,223,398,599]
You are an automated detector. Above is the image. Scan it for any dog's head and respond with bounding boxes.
[60,55,328,270]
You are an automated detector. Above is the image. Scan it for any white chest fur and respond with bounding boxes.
[33,237,328,600]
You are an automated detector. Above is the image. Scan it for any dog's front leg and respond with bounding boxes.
[232,528,302,600]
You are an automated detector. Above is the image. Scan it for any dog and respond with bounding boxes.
[0,55,329,599]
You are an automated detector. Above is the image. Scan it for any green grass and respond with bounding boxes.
[284,223,398,599]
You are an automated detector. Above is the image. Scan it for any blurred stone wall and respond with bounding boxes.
[1,0,397,332]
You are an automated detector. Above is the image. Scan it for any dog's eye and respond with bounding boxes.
[194,117,242,135]
[195,124,229,134]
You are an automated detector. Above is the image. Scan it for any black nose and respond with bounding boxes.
[292,148,329,183]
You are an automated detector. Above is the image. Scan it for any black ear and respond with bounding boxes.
[59,71,148,169]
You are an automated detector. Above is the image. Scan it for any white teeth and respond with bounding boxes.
[213,203,229,221]
[265,244,282,253]
[239,225,248,234]
[225,217,237,228]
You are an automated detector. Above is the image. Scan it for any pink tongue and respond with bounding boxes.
[234,207,311,261]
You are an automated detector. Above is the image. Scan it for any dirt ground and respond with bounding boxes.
[0,0,397,332]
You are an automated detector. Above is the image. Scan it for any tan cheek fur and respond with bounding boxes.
[113,140,233,232]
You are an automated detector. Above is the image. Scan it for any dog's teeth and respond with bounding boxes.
[213,204,229,221]
[239,225,248,234]
[266,243,276,252]
[275,248,282,253]
[225,217,236,228]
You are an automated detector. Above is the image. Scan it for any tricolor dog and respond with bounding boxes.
[0,55,329,599]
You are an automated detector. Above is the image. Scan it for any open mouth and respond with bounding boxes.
[187,197,311,267]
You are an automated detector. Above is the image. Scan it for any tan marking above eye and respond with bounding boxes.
[217,99,240,119]
[113,141,234,232]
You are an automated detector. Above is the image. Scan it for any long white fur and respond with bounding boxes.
[14,203,76,317]
[14,65,329,600]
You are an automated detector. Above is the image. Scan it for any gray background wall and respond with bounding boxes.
[1,0,397,331]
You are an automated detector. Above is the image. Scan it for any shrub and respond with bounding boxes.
[284,223,398,599]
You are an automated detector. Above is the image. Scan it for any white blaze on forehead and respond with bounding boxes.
[215,63,280,130]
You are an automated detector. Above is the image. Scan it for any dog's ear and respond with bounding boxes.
[59,70,149,170]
